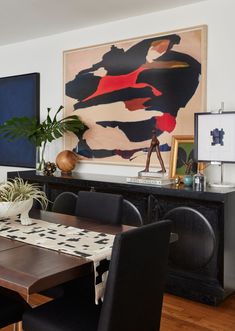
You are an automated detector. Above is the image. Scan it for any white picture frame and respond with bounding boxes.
[194,112,235,163]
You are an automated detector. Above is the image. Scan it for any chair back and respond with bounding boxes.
[52,192,77,215]
[97,220,172,331]
[52,191,143,226]
[122,199,143,226]
[75,191,123,224]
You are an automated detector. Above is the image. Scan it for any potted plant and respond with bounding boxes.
[183,159,194,186]
[0,177,48,225]
[0,106,87,172]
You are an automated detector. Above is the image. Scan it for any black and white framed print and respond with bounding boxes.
[194,112,235,163]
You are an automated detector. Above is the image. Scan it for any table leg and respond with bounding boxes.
[14,321,22,331]
[14,293,30,331]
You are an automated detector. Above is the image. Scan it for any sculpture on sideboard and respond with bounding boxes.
[141,129,166,175]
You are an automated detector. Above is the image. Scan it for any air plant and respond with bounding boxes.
[0,177,48,209]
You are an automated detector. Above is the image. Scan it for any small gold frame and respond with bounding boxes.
[169,135,196,179]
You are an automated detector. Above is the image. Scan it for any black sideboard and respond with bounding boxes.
[7,170,235,305]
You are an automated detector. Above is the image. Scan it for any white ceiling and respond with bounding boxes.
[0,0,206,46]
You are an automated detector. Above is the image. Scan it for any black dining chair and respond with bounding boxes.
[22,219,172,331]
[44,190,124,299]
[122,198,143,226]
[46,190,125,300]
[51,191,78,216]
[0,287,30,329]
[49,190,142,300]
[52,190,143,226]
[74,191,123,225]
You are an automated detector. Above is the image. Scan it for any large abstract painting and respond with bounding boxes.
[63,25,207,168]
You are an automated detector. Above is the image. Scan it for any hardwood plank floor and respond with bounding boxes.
[161,293,235,331]
[1,293,235,330]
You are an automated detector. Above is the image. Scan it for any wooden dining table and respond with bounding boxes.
[0,209,132,298]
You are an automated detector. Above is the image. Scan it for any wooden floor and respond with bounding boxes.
[161,293,235,331]
[1,293,235,330]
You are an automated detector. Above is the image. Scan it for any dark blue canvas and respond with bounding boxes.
[0,73,40,167]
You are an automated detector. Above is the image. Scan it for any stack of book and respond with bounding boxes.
[126,176,175,186]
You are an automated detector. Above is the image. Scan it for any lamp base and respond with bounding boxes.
[209,162,235,188]
[209,182,235,188]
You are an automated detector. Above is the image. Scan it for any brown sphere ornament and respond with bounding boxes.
[56,150,78,174]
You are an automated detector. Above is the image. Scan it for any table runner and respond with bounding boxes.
[0,217,115,303]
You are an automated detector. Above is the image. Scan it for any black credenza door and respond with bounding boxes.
[152,196,223,305]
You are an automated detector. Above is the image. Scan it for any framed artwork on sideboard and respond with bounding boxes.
[0,72,40,168]
[63,25,207,168]
[169,135,198,178]
[194,111,235,163]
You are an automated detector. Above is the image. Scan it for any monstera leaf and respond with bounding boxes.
[0,106,87,147]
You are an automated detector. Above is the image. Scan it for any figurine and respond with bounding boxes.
[142,130,166,174]
[174,176,181,187]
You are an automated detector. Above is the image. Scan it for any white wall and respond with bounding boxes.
[0,0,235,183]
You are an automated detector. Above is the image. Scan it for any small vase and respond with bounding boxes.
[193,172,206,191]
[183,174,193,187]
[36,144,46,174]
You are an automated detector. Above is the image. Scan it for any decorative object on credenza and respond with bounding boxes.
[169,135,198,182]
[0,177,48,225]
[128,132,171,186]
[0,105,86,173]
[183,174,193,187]
[63,25,207,167]
[43,162,57,176]
[126,176,174,186]
[182,158,194,186]
[193,172,206,191]
[174,176,181,188]
[139,130,166,177]
[56,150,79,174]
